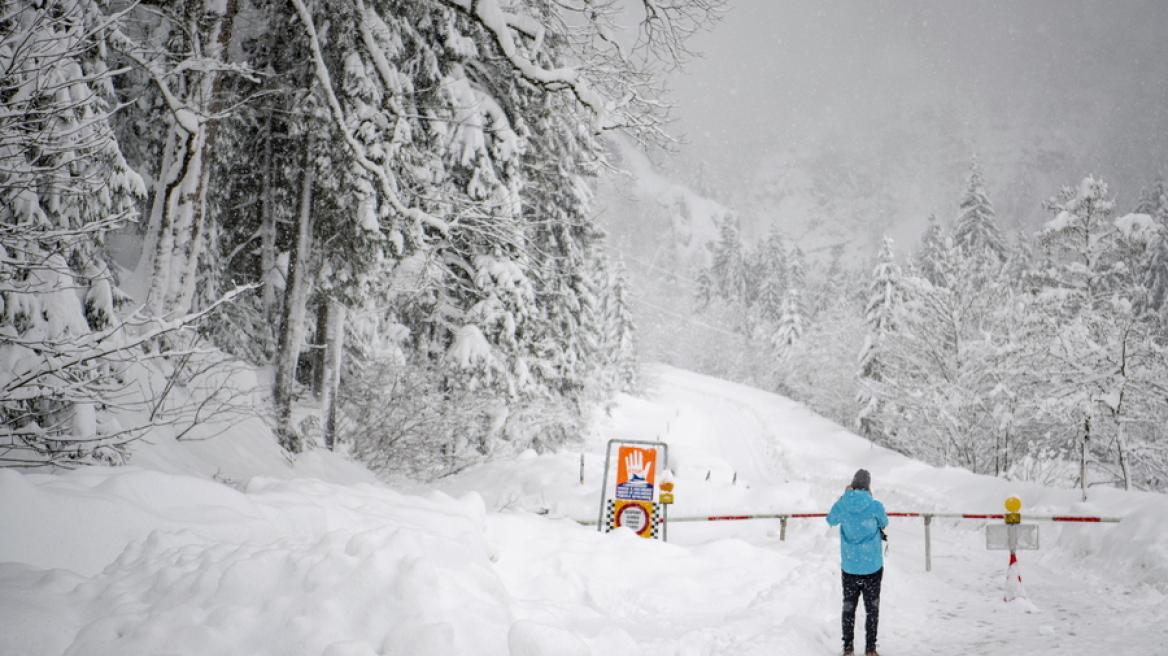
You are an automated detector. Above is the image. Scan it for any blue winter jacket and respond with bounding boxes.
[826,489,889,575]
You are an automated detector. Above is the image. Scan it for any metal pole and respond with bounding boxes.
[596,442,614,531]
[924,514,933,572]
[662,504,669,543]
[780,516,788,541]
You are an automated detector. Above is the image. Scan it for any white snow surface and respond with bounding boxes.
[2,365,1167,655]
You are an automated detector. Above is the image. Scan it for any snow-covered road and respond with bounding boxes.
[615,367,1168,655]
[2,365,1166,655]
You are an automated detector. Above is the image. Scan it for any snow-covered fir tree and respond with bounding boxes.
[709,217,749,305]
[952,158,1007,262]
[772,246,805,355]
[1,0,145,464]
[856,237,901,443]
[752,227,787,326]
[1136,177,1168,317]
[1039,176,1119,313]
[1133,177,1168,221]
[914,214,950,287]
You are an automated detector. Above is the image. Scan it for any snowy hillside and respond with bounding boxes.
[2,366,1167,655]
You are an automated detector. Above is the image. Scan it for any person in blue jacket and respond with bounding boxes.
[826,469,888,656]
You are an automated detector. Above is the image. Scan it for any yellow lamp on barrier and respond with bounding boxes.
[1004,496,1022,524]
[660,481,675,505]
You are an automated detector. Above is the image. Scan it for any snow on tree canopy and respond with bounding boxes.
[447,325,495,369]
[1115,213,1155,238]
[1043,177,1113,233]
[474,255,527,291]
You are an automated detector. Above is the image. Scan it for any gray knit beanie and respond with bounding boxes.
[850,469,871,491]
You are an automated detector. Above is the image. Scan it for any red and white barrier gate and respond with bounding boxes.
[656,505,1122,572]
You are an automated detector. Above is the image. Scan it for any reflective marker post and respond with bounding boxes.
[986,497,1038,602]
[924,514,933,572]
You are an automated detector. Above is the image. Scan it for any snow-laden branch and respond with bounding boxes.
[438,0,611,127]
[1,286,256,398]
[106,28,200,135]
[353,0,406,118]
[289,0,448,236]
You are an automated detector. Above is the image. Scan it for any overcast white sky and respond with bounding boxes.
[660,0,1168,245]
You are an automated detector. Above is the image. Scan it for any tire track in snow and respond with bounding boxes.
[655,368,791,486]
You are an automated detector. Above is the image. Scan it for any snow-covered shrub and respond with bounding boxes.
[341,360,500,480]
[342,357,587,481]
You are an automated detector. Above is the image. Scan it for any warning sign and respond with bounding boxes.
[615,446,657,502]
[596,439,668,541]
[613,500,653,535]
[606,500,662,538]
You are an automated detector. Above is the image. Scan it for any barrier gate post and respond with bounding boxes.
[924,514,933,572]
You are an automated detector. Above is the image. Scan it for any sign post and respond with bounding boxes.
[597,439,669,541]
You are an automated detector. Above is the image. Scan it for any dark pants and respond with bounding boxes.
[841,567,883,652]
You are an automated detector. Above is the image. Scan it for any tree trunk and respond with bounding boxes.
[1116,418,1130,491]
[1002,428,1010,478]
[994,431,1001,477]
[171,136,210,316]
[273,132,316,453]
[172,0,240,317]
[321,299,346,451]
[312,301,329,397]
[136,124,177,287]
[147,129,197,320]
[260,117,279,328]
[1080,416,1091,501]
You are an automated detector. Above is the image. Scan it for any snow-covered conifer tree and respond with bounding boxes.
[1133,178,1168,221]
[872,232,1016,472]
[1,0,146,464]
[695,268,716,309]
[856,237,901,442]
[772,246,805,355]
[952,158,1007,262]
[709,218,748,304]
[914,215,952,287]
[606,262,640,394]
[1136,177,1168,317]
[1039,176,1119,313]
[1004,233,1039,293]
[752,228,787,325]
[1140,225,1168,317]
[1033,178,1168,490]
